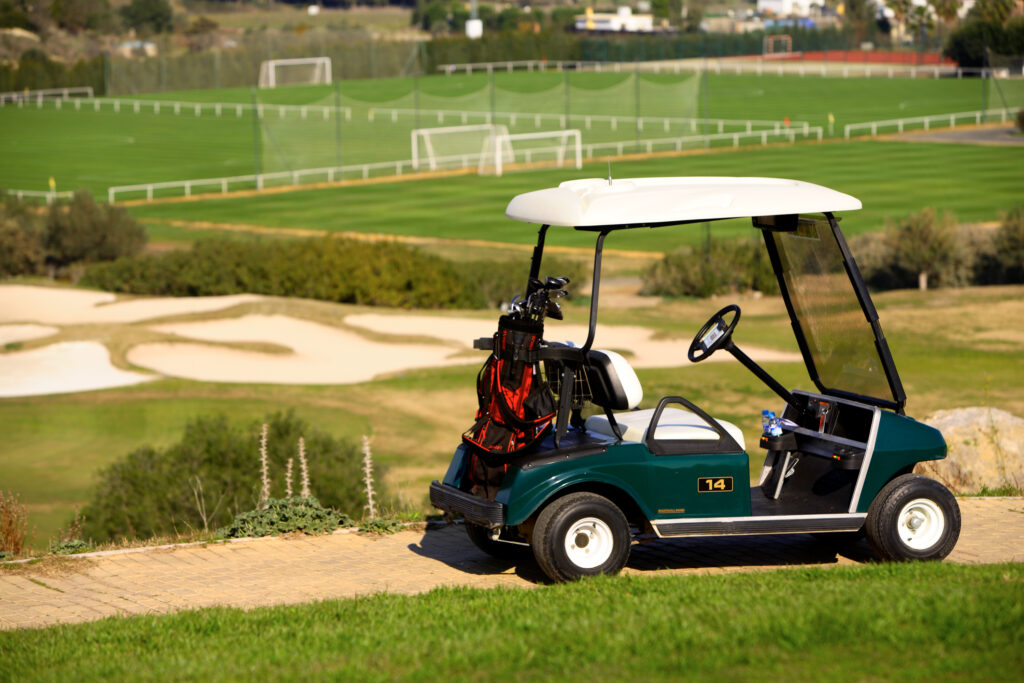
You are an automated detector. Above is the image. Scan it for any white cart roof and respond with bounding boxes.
[505,177,862,228]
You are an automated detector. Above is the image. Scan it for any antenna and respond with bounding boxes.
[607,159,612,185]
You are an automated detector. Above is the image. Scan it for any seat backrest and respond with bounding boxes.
[586,349,643,411]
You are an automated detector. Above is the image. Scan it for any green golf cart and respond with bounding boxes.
[430,177,960,583]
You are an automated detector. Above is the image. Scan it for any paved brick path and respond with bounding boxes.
[2,497,1021,631]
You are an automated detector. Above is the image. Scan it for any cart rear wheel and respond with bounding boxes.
[865,474,960,562]
[532,492,631,583]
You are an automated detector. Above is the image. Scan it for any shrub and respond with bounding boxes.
[994,205,1024,283]
[0,194,45,278]
[0,491,32,556]
[82,236,578,310]
[458,257,588,309]
[49,539,94,555]
[641,237,778,298]
[1017,109,1024,134]
[885,208,958,291]
[221,497,353,539]
[44,190,147,271]
[79,411,378,544]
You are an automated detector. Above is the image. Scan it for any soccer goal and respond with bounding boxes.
[411,124,511,172]
[258,57,332,89]
[479,130,583,177]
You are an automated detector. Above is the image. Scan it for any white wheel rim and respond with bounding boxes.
[897,498,945,550]
[563,516,614,569]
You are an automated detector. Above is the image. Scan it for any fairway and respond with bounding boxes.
[127,140,1024,253]
[0,71,1003,195]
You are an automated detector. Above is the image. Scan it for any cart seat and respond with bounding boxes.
[586,408,746,451]
[586,349,643,410]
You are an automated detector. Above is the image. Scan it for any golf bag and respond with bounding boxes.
[463,315,555,462]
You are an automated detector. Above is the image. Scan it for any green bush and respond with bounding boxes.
[81,236,579,310]
[44,190,147,271]
[79,411,377,544]
[0,194,45,278]
[221,497,353,539]
[641,237,777,298]
[458,257,588,309]
[994,205,1024,283]
[48,539,94,555]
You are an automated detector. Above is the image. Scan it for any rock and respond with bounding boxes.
[917,407,1024,495]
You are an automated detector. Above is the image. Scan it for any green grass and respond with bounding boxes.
[0,71,998,194]
[2,563,1022,680]
[127,140,1024,253]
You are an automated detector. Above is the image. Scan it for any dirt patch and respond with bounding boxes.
[889,123,1024,147]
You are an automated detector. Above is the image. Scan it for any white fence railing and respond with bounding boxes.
[4,189,75,204]
[109,126,822,203]
[1,94,806,138]
[0,87,94,104]
[583,126,824,158]
[440,58,993,79]
[843,108,1014,139]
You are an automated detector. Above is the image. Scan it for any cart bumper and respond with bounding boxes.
[430,481,506,529]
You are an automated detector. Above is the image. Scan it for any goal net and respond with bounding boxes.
[411,124,512,172]
[258,57,333,89]
[478,130,583,177]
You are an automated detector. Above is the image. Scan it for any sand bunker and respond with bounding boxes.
[128,314,473,384]
[345,314,801,367]
[0,285,261,325]
[0,324,58,346]
[0,342,153,398]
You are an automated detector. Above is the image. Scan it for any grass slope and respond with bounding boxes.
[2,563,1022,680]
[128,140,1024,252]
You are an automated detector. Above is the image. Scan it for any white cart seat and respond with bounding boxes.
[586,407,746,451]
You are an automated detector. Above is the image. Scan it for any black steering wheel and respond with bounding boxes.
[688,305,741,363]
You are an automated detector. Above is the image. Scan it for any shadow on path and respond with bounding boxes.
[407,524,877,584]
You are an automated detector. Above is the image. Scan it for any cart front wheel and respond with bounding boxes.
[532,492,631,583]
[865,474,960,562]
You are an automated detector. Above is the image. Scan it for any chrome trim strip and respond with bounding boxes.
[651,513,867,538]
[848,407,881,513]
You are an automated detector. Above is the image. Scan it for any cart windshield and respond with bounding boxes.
[766,214,900,408]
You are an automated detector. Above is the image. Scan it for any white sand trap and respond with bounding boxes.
[0,285,261,325]
[0,324,58,345]
[128,314,474,384]
[0,341,153,398]
[345,314,801,368]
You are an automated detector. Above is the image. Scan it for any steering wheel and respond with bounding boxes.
[688,305,741,363]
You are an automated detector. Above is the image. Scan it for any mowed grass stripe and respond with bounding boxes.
[127,141,1024,253]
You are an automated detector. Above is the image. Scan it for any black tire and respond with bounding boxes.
[531,492,631,583]
[465,523,529,562]
[865,474,960,562]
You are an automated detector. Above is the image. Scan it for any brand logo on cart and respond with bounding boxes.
[698,476,733,492]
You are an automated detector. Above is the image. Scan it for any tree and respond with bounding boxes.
[886,208,957,291]
[887,0,913,42]
[44,190,147,270]
[120,0,172,34]
[994,206,1024,283]
[969,0,1014,24]
[49,0,112,33]
[929,0,962,27]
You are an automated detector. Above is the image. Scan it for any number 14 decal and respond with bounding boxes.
[697,476,733,492]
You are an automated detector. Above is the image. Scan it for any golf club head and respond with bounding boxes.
[545,299,563,320]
